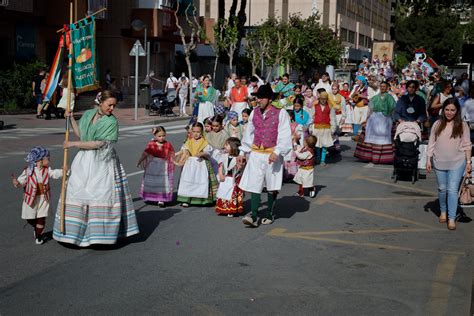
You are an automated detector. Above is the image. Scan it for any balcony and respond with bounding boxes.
[128,7,177,40]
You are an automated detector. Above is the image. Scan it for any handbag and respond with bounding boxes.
[459,173,474,205]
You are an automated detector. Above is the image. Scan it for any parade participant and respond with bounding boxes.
[339,82,354,134]
[203,117,213,134]
[293,135,317,198]
[216,137,244,217]
[177,122,217,207]
[430,81,453,120]
[53,90,139,246]
[284,111,301,181]
[328,82,347,130]
[350,76,369,138]
[274,73,295,109]
[240,108,252,134]
[395,80,427,123]
[313,72,332,96]
[206,115,228,173]
[310,91,337,166]
[293,95,311,132]
[427,98,471,230]
[354,82,397,164]
[195,76,218,123]
[248,75,264,94]
[32,69,46,118]
[224,111,243,140]
[137,126,175,207]
[238,83,292,227]
[12,146,64,244]
[227,77,249,121]
[56,77,75,119]
[455,86,468,108]
[287,85,302,110]
[303,87,316,117]
[367,77,380,100]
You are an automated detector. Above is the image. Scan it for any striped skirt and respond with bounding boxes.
[53,149,139,247]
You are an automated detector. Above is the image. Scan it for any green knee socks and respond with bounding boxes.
[251,192,278,220]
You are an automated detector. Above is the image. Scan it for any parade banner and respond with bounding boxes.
[70,16,99,93]
[372,41,394,61]
[43,29,69,103]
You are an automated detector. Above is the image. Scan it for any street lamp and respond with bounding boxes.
[131,18,150,80]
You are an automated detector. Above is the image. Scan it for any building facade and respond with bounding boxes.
[200,0,393,62]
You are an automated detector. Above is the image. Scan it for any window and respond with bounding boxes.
[340,28,348,42]
[88,0,107,19]
[348,30,356,44]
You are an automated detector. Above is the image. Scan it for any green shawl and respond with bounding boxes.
[79,109,119,142]
[371,93,396,117]
[195,86,217,103]
[274,81,295,98]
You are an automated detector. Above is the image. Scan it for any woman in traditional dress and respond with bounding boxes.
[303,87,316,117]
[195,76,218,123]
[137,126,175,207]
[176,122,218,207]
[350,76,369,139]
[273,73,295,109]
[53,91,139,247]
[354,81,396,164]
[339,82,354,134]
[328,82,347,131]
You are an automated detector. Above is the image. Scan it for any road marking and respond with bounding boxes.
[268,229,465,256]
[281,227,433,236]
[127,170,144,177]
[327,199,441,230]
[349,173,436,196]
[427,255,459,315]
[330,196,434,201]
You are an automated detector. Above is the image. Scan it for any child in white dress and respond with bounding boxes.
[293,135,317,198]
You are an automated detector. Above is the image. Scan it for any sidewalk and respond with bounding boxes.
[0,105,190,130]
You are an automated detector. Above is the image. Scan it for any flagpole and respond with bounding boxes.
[56,7,107,33]
[59,2,74,234]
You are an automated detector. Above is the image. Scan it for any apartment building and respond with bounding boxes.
[200,0,393,62]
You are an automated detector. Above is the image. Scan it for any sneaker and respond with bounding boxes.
[35,235,44,245]
[320,162,327,167]
[227,214,234,217]
[309,190,316,198]
[157,201,165,208]
[261,217,274,225]
[242,215,259,227]
[181,203,189,208]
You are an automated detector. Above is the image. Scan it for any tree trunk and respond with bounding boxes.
[229,54,233,74]
[218,0,225,20]
[186,54,193,110]
[251,62,257,76]
[229,0,238,18]
[213,55,219,86]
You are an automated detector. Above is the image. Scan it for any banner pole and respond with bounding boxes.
[59,2,74,234]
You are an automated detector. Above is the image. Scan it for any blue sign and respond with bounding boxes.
[15,24,36,60]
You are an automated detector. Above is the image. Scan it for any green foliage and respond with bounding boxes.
[0,60,47,110]
[461,22,474,43]
[395,12,463,65]
[394,52,410,72]
[396,0,470,17]
[288,14,344,70]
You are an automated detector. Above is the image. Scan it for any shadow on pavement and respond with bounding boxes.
[423,199,472,223]
[275,195,311,219]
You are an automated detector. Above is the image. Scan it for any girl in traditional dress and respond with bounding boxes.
[137,126,175,207]
[293,135,317,198]
[12,146,64,244]
[177,122,218,207]
[215,137,244,217]
[310,92,337,166]
[284,111,302,180]
[206,115,228,174]
[240,108,252,136]
[350,76,369,139]
[195,76,218,123]
[303,87,316,117]
[328,83,347,131]
[224,111,244,139]
[53,90,139,247]
[354,81,396,164]
[339,82,354,134]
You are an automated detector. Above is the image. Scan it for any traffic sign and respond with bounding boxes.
[129,40,146,57]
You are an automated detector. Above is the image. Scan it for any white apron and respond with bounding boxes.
[178,157,209,198]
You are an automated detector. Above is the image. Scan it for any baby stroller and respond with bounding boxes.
[393,122,421,184]
[148,89,177,116]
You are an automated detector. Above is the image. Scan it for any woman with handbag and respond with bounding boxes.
[426,98,472,230]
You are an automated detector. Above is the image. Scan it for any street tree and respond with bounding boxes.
[219,17,239,73]
[174,1,203,107]
[209,20,226,82]
[287,14,343,72]
[244,29,267,75]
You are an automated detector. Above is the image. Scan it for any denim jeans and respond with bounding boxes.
[434,161,466,220]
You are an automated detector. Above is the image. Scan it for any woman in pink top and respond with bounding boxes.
[426,98,472,230]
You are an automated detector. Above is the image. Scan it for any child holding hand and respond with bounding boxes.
[293,135,317,198]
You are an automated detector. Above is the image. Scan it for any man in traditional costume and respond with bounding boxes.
[238,84,292,227]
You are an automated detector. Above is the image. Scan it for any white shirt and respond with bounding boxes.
[313,80,332,96]
[166,76,178,89]
[239,107,292,157]
[192,78,198,89]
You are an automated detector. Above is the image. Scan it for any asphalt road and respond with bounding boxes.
[0,121,473,315]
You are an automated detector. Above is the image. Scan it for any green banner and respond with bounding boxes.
[70,17,99,93]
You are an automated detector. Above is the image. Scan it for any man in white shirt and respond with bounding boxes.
[165,72,178,93]
[313,72,332,96]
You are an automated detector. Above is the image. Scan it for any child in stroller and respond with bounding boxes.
[393,121,422,183]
